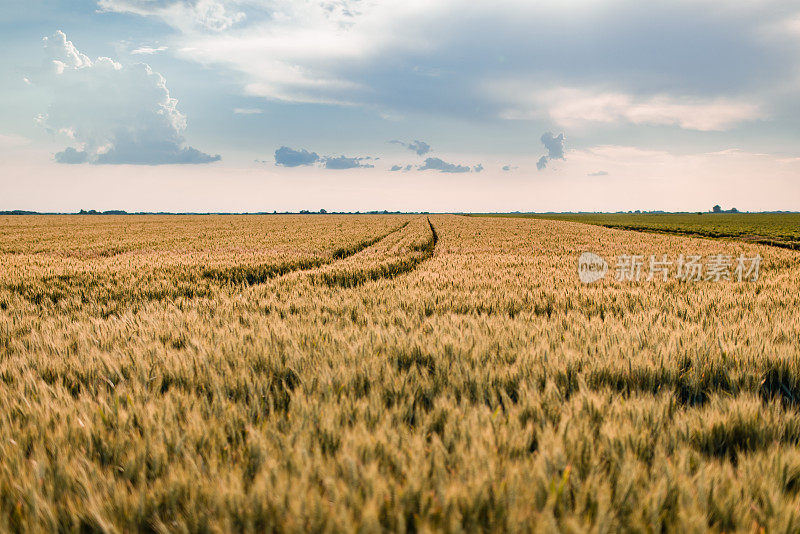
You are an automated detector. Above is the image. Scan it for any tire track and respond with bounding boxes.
[313,217,438,288]
[201,221,410,286]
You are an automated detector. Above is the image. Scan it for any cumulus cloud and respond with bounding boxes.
[274,146,373,169]
[388,164,413,172]
[54,147,89,164]
[541,132,565,160]
[473,164,484,172]
[418,157,472,173]
[588,170,609,176]
[389,139,431,156]
[537,132,565,170]
[274,146,319,167]
[323,155,374,169]
[36,31,220,165]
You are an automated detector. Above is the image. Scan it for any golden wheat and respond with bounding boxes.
[0,214,799,532]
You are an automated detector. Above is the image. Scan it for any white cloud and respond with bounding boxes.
[98,0,245,31]
[35,31,220,165]
[98,0,441,105]
[131,45,168,55]
[492,85,764,131]
[233,107,263,114]
[95,0,791,131]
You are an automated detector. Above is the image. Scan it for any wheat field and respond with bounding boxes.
[1,214,799,532]
[481,213,800,250]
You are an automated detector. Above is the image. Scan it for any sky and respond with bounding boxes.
[1,0,799,212]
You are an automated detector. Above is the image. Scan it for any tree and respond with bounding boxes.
[712,205,722,213]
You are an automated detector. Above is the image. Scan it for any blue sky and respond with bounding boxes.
[1,0,799,212]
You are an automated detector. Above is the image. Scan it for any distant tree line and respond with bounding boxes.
[712,205,739,214]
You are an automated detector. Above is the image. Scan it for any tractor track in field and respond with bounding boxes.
[1,218,437,311]
[312,217,439,288]
[200,221,410,286]
[0,221,414,308]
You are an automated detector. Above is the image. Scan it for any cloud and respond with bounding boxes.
[418,157,471,173]
[98,0,245,31]
[322,155,374,169]
[537,132,566,170]
[274,146,319,167]
[473,164,484,172]
[502,165,518,171]
[131,46,168,55]
[274,146,373,169]
[54,147,89,164]
[389,139,431,156]
[536,156,548,171]
[388,164,414,172]
[96,1,793,130]
[94,138,220,164]
[43,30,90,69]
[588,170,609,176]
[493,85,763,131]
[541,132,565,160]
[36,31,220,165]
[233,108,263,115]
